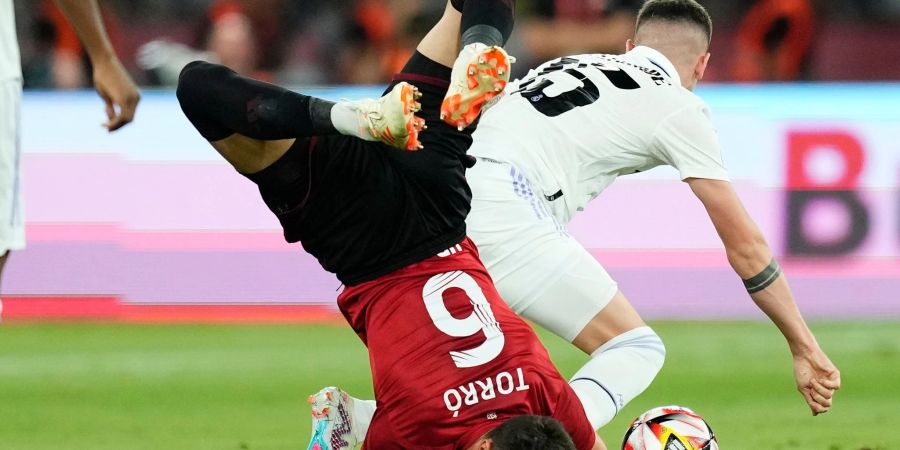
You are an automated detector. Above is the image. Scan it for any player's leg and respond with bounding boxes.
[521,272,664,429]
[415,0,515,67]
[300,4,518,446]
[176,61,423,175]
[0,79,25,296]
[0,252,4,321]
[382,0,513,180]
[414,1,463,68]
[439,0,517,129]
[466,159,664,430]
[0,251,8,290]
[306,386,373,450]
[299,8,470,448]
[411,0,517,128]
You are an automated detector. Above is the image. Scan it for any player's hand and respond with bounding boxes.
[92,55,140,132]
[792,348,840,416]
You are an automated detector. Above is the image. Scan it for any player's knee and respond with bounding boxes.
[176,61,234,141]
[176,61,238,108]
[176,61,217,105]
[640,328,666,370]
[176,61,204,114]
[605,326,666,371]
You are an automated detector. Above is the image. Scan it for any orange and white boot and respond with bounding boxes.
[345,81,426,151]
[440,43,514,131]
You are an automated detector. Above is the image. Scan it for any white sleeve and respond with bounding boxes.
[651,103,729,181]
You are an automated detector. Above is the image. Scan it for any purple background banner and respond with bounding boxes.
[6,87,900,318]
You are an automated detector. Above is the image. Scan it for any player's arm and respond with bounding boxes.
[51,0,140,131]
[686,177,841,415]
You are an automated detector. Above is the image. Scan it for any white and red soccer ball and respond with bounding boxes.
[622,405,718,450]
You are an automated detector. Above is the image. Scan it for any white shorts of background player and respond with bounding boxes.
[0,79,24,256]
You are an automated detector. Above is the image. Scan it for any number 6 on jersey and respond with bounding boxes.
[423,271,505,368]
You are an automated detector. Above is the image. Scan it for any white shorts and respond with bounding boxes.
[0,79,24,253]
[466,157,618,342]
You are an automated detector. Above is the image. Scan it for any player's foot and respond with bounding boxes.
[306,387,359,450]
[440,43,514,131]
[348,82,425,151]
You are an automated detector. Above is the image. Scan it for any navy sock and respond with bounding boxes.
[460,0,515,47]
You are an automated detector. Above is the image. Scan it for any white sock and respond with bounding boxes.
[351,397,377,442]
[569,326,666,429]
[330,102,370,141]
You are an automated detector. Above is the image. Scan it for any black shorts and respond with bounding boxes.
[247,52,474,285]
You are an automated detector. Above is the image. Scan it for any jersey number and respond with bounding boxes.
[514,57,640,117]
[423,271,505,368]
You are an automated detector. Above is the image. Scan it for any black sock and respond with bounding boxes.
[460,0,516,47]
[176,61,337,142]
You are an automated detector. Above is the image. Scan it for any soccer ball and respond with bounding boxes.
[622,405,718,450]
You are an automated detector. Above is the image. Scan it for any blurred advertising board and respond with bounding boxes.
[6,85,899,318]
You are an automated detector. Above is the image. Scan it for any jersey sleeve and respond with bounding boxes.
[651,103,729,182]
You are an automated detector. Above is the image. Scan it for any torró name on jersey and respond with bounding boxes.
[443,367,531,418]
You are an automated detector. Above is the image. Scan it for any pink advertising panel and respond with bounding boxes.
[5,86,899,318]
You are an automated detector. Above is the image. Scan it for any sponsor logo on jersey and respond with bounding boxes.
[442,367,531,418]
[436,244,463,257]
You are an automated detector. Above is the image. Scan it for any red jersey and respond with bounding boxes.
[338,238,596,450]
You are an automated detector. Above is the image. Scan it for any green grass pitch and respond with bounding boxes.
[0,321,897,449]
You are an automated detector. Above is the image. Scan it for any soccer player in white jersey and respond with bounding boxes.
[0,0,139,295]
[464,0,840,429]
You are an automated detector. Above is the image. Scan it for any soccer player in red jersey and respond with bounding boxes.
[310,240,608,449]
[177,0,604,449]
[331,237,599,450]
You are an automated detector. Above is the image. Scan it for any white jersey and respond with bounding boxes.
[0,0,21,82]
[470,46,728,223]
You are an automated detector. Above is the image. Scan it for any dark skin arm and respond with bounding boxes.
[51,0,140,131]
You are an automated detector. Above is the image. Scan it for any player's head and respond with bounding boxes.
[467,415,577,450]
[627,0,713,91]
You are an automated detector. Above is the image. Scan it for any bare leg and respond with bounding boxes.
[416,0,517,67]
[210,135,295,175]
[572,290,646,353]
[416,1,463,68]
[569,290,665,429]
[436,0,517,129]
